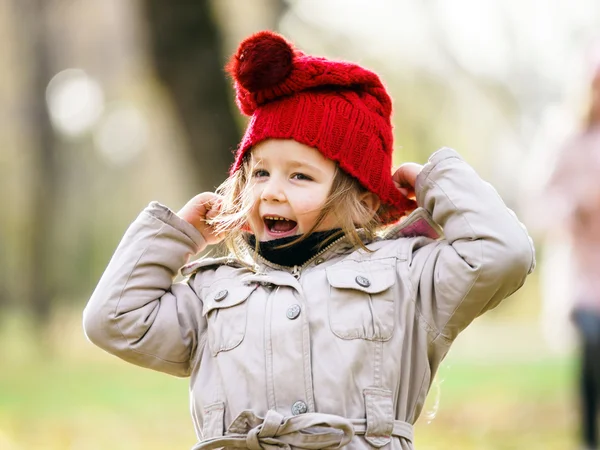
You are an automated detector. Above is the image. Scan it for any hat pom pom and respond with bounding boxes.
[227,31,294,92]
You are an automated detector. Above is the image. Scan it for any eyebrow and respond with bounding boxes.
[251,157,325,174]
[287,160,324,173]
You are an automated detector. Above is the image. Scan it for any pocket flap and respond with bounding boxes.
[202,282,257,316]
[326,263,395,294]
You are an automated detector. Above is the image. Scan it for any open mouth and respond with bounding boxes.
[263,215,298,238]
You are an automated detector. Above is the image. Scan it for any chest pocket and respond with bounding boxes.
[326,262,396,341]
[202,280,257,356]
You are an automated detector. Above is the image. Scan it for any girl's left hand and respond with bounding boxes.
[177,192,224,246]
[392,163,423,199]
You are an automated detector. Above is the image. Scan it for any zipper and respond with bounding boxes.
[291,265,301,279]
[294,235,347,276]
[241,235,348,279]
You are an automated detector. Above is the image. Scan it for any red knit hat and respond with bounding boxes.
[226,31,416,223]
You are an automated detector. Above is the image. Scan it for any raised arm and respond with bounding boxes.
[83,202,208,377]
[405,148,535,344]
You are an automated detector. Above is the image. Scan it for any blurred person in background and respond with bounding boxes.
[541,61,600,450]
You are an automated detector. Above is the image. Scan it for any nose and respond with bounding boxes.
[260,176,286,203]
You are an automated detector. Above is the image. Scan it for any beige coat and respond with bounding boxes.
[83,148,535,450]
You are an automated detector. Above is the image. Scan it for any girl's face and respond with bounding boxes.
[248,139,339,241]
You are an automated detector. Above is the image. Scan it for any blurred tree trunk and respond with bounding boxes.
[13,0,58,324]
[142,0,241,192]
[211,0,289,55]
[142,0,288,191]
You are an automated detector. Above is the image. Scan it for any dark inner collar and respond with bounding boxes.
[247,229,343,267]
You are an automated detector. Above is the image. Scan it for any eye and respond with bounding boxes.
[253,169,269,178]
[291,173,313,181]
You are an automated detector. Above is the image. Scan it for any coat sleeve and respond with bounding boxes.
[82,201,208,377]
[405,148,535,343]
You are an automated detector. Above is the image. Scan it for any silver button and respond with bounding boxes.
[355,276,371,288]
[315,258,325,265]
[214,290,228,302]
[286,304,301,320]
[291,400,308,415]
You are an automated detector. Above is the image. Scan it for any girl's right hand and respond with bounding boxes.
[177,192,224,245]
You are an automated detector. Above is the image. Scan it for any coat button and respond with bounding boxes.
[214,290,228,302]
[286,304,301,320]
[315,258,325,265]
[291,400,308,415]
[355,276,371,288]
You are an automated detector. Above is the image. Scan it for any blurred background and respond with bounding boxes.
[1,0,599,449]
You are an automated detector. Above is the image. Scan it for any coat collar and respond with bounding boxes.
[181,207,441,278]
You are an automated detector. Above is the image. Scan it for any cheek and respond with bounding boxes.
[244,200,262,231]
[293,199,326,217]
[250,184,262,201]
[248,203,261,222]
[292,187,329,214]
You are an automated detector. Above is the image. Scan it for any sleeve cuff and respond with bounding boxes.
[415,147,463,206]
[144,201,207,250]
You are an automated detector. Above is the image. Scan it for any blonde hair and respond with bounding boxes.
[208,155,391,260]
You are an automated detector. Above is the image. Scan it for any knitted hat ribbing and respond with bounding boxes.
[227,31,416,223]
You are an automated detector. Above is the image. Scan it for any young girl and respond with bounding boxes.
[84,31,535,450]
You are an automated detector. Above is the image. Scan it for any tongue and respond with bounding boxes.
[272,220,296,232]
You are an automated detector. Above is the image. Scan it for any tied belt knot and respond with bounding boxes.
[192,410,413,450]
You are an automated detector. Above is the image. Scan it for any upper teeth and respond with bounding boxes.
[265,216,288,221]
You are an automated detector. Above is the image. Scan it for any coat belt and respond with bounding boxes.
[191,410,413,450]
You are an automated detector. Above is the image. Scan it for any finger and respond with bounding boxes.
[200,200,216,216]
[206,208,219,220]
[392,167,403,184]
[392,167,411,187]
[212,196,223,210]
[206,194,224,210]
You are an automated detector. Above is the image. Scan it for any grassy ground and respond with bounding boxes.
[415,357,576,449]
[0,311,580,450]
